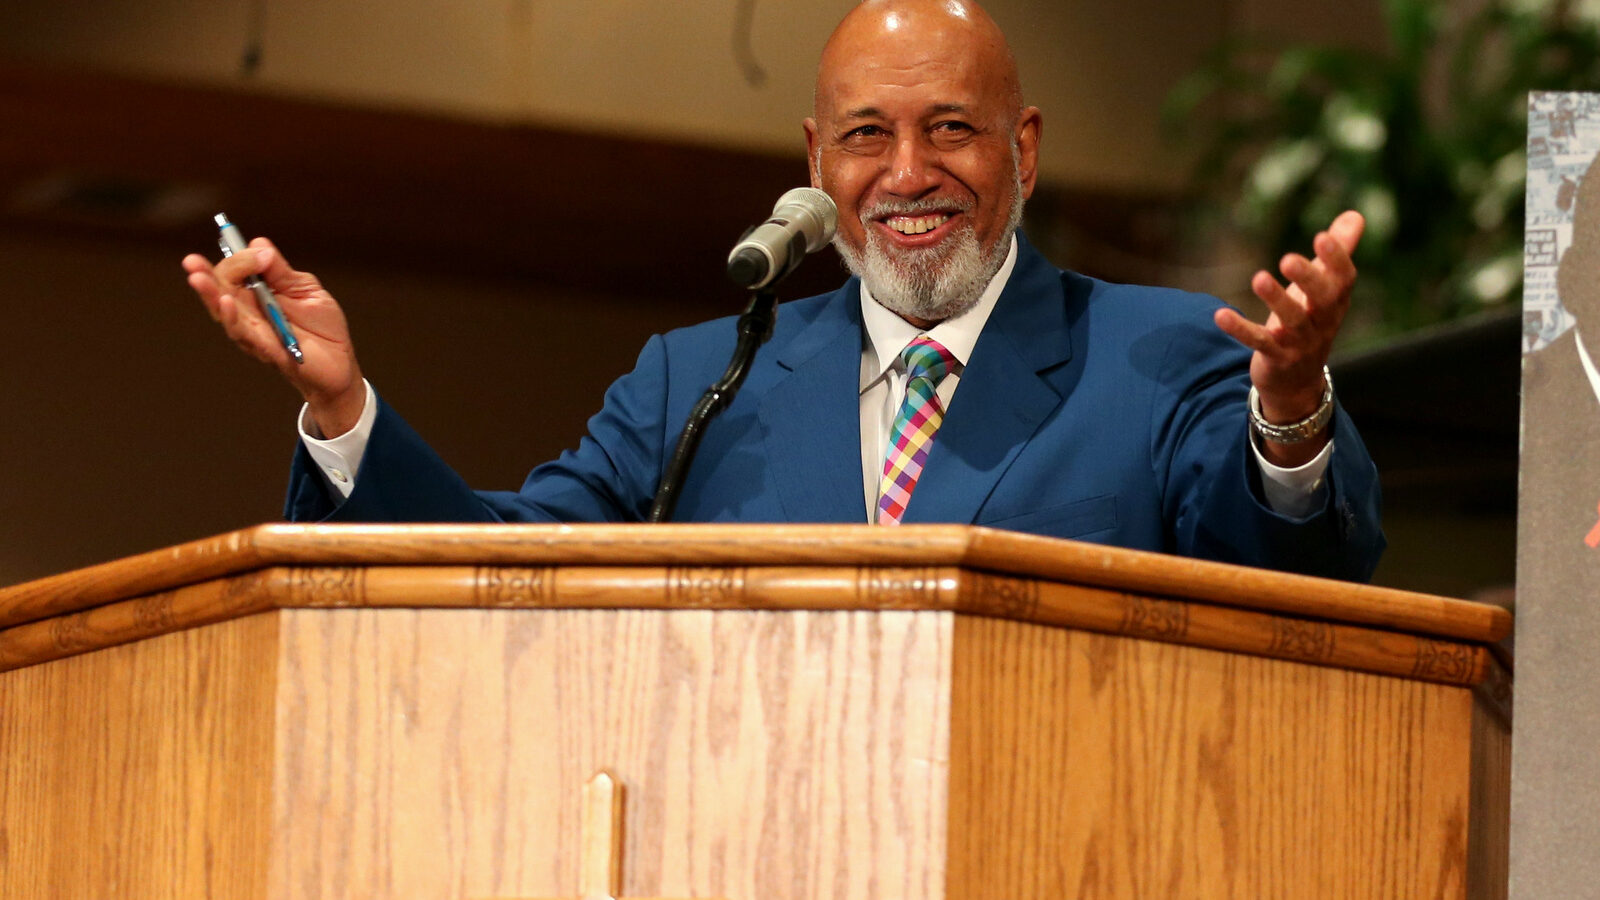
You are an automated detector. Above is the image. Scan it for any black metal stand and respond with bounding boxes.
[647,288,779,522]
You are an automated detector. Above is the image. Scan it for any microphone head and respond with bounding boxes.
[774,187,838,253]
[726,246,768,288]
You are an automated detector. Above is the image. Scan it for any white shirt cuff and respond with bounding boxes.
[1250,429,1333,519]
[298,380,377,499]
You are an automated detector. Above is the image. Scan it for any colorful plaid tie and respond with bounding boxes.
[877,335,957,525]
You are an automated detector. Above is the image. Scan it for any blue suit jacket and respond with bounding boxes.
[288,235,1384,581]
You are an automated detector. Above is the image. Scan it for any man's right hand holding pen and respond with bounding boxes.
[182,237,368,438]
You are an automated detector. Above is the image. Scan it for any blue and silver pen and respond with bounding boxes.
[214,212,304,365]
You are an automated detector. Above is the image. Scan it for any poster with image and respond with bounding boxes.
[1519,91,1600,574]
[1523,92,1600,352]
[1516,90,1600,897]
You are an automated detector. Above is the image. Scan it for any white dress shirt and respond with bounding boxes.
[1576,327,1600,406]
[856,235,1014,517]
[303,233,1332,519]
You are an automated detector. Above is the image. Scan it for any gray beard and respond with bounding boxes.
[834,178,1024,323]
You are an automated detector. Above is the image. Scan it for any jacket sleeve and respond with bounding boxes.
[284,335,672,524]
[1152,306,1386,582]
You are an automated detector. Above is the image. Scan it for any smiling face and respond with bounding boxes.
[805,0,1041,324]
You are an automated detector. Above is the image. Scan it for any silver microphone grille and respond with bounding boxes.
[774,187,839,252]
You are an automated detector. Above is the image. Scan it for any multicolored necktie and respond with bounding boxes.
[877,335,957,525]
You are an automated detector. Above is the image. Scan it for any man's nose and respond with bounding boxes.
[881,135,941,197]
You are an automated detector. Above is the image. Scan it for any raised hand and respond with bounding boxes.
[183,238,367,437]
[1214,210,1364,466]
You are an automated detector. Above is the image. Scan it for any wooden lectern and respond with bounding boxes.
[0,524,1511,899]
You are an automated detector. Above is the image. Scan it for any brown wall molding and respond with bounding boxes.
[0,60,1196,302]
[0,60,834,304]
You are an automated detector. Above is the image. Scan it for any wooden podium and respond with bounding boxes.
[0,524,1511,900]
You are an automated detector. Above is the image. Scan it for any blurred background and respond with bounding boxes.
[2,0,1593,596]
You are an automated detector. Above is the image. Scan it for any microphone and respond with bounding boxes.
[726,187,838,289]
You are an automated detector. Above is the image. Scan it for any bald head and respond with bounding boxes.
[814,0,1024,126]
[802,0,1041,325]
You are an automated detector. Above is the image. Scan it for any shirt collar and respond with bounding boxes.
[1576,327,1600,407]
[858,233,1019,389]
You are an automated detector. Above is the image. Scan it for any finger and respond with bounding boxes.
[1304,233,1356,329]
[188,270,225,321]
[211,251,263,295]
[216,291,264,345]
[217,294,287,366]
[1328,209,1365,255]
[1279,252,1337,313]
[216,294,264,360]
[210,240,291,288]
[181,252,214,277]
[192,250,297,366]
[1251,270,1311,332]
[185,255,223,307]
[209,247,294,329]
[186,261,257,328]
[247,238,316,296]
[1312,229,1356,286]
[1281,248,1352,331]
[1214,307,1285,358]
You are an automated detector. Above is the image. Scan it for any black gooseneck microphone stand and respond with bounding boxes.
[646,286,778,522]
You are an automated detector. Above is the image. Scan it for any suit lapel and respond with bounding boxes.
[759,282,871,523]
[903,235,1075,524]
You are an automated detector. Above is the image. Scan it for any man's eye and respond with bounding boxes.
[844,125,885,139]
[930,121,975,148]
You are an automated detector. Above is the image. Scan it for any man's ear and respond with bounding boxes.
[1014,106,1043,200]
[804,117,822,189]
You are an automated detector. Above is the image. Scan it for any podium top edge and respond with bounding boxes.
[0,522,1511,644]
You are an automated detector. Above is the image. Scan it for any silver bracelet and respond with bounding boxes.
[1247,366,1334,444]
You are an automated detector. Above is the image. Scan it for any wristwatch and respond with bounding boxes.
[1247,366,1334,444]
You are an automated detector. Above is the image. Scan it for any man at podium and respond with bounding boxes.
[182,0,1385,582]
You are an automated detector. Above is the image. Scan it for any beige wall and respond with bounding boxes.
[0,0,1383,193]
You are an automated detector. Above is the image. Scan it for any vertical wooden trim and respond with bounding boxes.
[581,772,623,899]
[1467,694,1512,900]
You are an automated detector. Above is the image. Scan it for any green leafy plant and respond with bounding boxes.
[1165,0,1600,339]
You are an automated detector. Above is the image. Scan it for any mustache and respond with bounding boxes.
[859,196,974,220]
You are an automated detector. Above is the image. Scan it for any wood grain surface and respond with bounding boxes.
[0,524,1512,642]
[946,614,1483,899]
[0,614,279,899]
[0,604,1509,899]
[0,528,1512,900]
[268,608,951,900]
